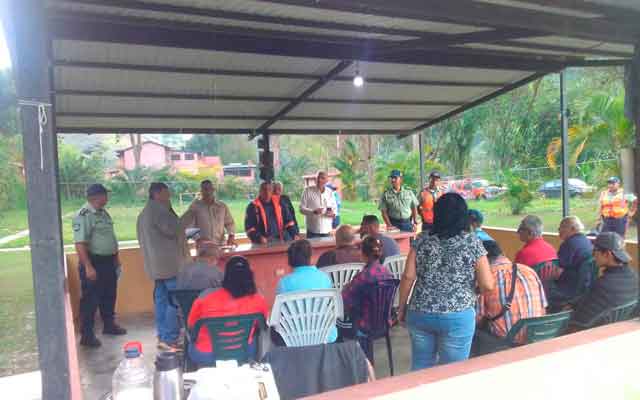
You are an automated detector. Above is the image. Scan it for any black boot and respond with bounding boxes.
[80,334,102,348]
[103,322,127,335]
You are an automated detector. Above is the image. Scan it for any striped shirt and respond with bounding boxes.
[571,265,639,326]
[476,256,548,344]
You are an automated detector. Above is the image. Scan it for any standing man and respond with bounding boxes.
[273,181,299,236]
[180,180,236,246]
[299,171,337,239]
[137,182,184,351]
[245,182,298,244]
[418,171,443,233]
[379,170,419,232]
[73,184,126,347]
[599,177,637,237]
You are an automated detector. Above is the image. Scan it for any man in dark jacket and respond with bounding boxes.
[273,181,299,236]
[245,182,298,244]
[569,232,639,328]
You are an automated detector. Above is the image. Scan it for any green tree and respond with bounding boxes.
[184,134,256,164]
[374,149,444,195]
[333,139,363,201]
[57,142,107,199]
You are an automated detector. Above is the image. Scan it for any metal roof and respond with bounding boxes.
[27,0,640,135]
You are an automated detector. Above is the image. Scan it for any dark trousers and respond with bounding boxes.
[307,231,330,239]
[602,216,628,237]
[79,253,118,336]
[389,218,413,232]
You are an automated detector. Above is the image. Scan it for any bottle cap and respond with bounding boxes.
[155,352,180,371]
[124,341,143,359]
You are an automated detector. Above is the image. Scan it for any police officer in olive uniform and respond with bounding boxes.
[73,184,126,347]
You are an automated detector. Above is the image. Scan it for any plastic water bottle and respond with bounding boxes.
[112,341,153,400]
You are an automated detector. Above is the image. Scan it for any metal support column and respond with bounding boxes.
[560,70,570,217]
[9,1,78,399]
[418,131,425,190]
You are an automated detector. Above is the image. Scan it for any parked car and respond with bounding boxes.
[471,179,490,199]
[538,179,594,198]
[484,185,506,200]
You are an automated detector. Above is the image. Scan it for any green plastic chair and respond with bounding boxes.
[503,310,572,347]
[190,313,266,366]
[531,259,562,282]
[571,300,639,330]
[169,289,202,370]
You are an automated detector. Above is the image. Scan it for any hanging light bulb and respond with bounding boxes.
[353,61,364,87]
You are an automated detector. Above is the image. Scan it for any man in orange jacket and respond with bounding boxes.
[245,182,299,244]
[418,171,443,233]
[599,177,637,237]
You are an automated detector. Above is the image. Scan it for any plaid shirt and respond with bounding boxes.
[342,261,393,332]
[476,256,548,344]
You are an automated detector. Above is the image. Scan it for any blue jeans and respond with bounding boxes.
[390,218,413,232]
[154,278,179,343]
[407,308,476,371]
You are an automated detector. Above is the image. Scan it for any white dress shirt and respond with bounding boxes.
[299,186,337,234]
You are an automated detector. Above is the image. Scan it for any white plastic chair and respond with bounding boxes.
[269,289,343,347]
[321,263,365,290]
[383,255,407,307]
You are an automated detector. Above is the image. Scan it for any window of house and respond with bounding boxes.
[184,153,195,160]
[170,154,181,161]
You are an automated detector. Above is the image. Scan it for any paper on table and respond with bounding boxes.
[186,364,279,400]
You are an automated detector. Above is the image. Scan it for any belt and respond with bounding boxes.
[89,253,117,260]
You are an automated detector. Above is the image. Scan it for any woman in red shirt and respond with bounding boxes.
[187,256,268,367]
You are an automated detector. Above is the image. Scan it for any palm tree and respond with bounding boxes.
[546,93,633,168]
[333,139,363,201]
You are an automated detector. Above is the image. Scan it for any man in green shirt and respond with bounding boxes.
[379,170,419,232]
[73,184,126,347]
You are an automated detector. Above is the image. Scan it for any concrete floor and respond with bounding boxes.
[77,313,413,399]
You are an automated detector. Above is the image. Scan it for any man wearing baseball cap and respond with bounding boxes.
[73,183,126,347]
[378,169,419,232]
[418,171,443,233]
[569,232,638,328]
[598,176,637,237]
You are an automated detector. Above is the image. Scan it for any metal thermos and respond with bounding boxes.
[153,352,184,400]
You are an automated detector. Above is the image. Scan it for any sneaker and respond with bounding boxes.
[103,323,127,335]
[157,340,179,352]
[80,335,102,348]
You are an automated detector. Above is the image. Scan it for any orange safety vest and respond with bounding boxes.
[600,189,628,219]
[419,188,441,224]
[248,196,291,240]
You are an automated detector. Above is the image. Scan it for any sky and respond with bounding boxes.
[0,22,12,69]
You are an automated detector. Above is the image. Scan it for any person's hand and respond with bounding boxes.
[259,236,268,244]
[293,234,301,240]
[411,222,417,232]
[85,265,97,281]
[325,210,336,218]
[314,208,324,215]
[226,236,237,247]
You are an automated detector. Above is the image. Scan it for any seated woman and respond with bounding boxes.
[341,236,394,340]
[187,256,268,367]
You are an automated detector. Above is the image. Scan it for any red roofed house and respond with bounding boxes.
[116,140,223,178]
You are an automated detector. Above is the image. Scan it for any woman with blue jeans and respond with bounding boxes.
[398,193,495,370]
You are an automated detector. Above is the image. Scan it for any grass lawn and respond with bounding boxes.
[0,250,38,376]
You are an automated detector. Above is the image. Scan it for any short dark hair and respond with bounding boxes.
[148,182,169,199]
[287,239,312,268]
[432,192,469,239]
[222,256,257,298]
[361,236,383,262]
[361,215,380,226]
[482,240,503,261]
[201,179,213,187]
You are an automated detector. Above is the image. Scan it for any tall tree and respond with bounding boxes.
[333,139,363,201]
[129,133,143,168]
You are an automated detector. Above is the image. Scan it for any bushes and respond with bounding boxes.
[0,135,25,211]
[504,174,534,215]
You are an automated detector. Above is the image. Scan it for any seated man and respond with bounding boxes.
[277,239,337,343]
[473,240,547,356]
[245,182,298,244]
[187,256,268,367]
[514,215,559,268]
[547,216,594,309]
[316,225,361,268]
[176,243,224,294]
[569,232,639,328]
[468,209,493,242]
[359,215,400,263]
